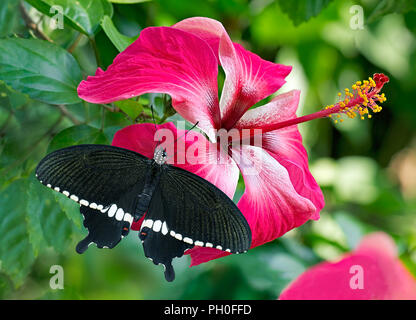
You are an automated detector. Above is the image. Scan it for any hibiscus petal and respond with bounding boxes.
[234,90,300,130]
[111,122,239,229]
[173,17,225,63]
[219,37,292,130]
[174,17,292,130]
[234,145,316,247]
[235,90,324,219]
[78,27,221,140]
[279,232,416,300]
[187,145,317,266]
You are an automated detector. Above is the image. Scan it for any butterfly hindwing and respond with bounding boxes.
[139,187,193,282]
[139,165,252,281]
[76,206,131,253]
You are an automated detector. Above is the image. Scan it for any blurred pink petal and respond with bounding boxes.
[279,232,416,300]
[78,27,221,139]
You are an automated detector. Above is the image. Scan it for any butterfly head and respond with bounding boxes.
[153,147,168,165]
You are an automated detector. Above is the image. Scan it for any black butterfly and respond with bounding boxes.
[35,144,251,281]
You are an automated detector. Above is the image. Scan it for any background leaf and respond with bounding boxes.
[114,99,143,121]
[277,0,334,26]
[0,38,82,105]
[47,124,110,152]
[0,180,35,287]
[25,0,113,36]
[101,15,136,52]
[108,0,152,4]
[0,0,23,37]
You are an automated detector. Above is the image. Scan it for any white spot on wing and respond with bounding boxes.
[205,242,213,248]
[115,208,124,221]
[161,222,168,235]
[89,203,97,209]
[142,219,153,229]
[70,195,79,202]
[175,233,183,241]
[108,204,117,217]
[183,237,193,244]
[153,220,162,232]
[124,213,133,224]
[54,187,60,192]
[80,199,89,206]
[194,241,204,246]
[63,191,69,197]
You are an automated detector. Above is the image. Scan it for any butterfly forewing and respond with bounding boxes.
[36,144,149,208]
[36,144,150,251]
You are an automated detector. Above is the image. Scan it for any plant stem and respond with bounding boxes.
[100,107,105,131]
[83,100,90,124]
[19,1,53,42]
[68,33,83,53]
[56,105,80,125]
[90,37,102,68]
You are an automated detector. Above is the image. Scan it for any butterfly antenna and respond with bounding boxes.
[166,121,199,161]
[173,121,199,144]
[150,104,162,150]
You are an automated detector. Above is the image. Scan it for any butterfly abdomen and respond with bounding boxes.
[134,163,163,220]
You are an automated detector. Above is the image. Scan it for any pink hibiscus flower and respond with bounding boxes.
[77,17,389,266]
[279,232,416,300]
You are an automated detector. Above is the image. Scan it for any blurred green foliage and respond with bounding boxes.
[0,0,416,300]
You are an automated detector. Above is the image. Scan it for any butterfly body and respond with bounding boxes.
[135,160,163,220]
[36,144,251,281]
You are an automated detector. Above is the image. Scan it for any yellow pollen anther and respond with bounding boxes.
[326,74,388,126]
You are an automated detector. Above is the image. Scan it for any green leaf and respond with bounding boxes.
[0,38,82,105]
[27,176,74,254]
[0,180,35,287]
[0,0,21,37]
[333,211,365,250]
[277,0,333,26]
[108,0,151,3]
[25,0,113,36]
[101,15,136,52]
[48,124,110,152]
[114,99,143,121]
[368,0,416,23]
